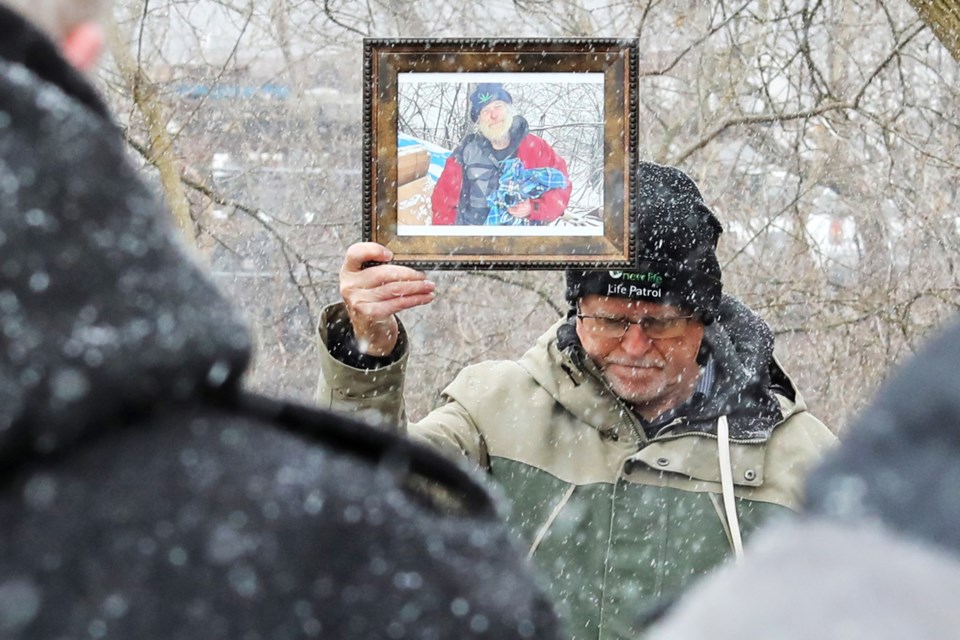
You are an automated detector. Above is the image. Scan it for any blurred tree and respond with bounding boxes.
[107,5,194,236]
[907,0,960,61]
[98,0,960,434]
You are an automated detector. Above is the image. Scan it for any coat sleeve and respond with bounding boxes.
[430,155,463,225]
[520,136,573,223]
[316,303,490,468]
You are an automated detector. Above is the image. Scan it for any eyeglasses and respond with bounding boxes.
[576,305,697,340]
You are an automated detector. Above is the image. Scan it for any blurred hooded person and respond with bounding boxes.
[318,162,837,638]
[431,82,573,226]
[0,2,563,638]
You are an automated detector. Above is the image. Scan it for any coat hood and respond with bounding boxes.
[546,295,797,441]
[0,9,252,469]
[696,295,788,438]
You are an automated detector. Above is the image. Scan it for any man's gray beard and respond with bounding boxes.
[478,112,515,146]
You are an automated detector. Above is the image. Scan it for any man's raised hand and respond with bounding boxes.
[339,242,436,356]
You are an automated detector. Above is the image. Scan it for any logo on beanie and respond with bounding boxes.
[605,270,665,298]
[607,270,663,284]
[478,92,493,104]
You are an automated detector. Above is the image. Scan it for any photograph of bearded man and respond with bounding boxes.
[431,82,573,226]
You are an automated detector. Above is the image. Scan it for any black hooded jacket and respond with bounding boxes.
[0,7,560,638]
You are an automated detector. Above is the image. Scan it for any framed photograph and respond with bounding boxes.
[363,38,638,270]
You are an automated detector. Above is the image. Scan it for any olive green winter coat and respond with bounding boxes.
[316,300,835,639]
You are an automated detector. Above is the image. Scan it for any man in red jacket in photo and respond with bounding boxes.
[431,82,573,226]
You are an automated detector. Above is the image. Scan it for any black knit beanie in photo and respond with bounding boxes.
[565,161,724,323]
[469,82,513,122]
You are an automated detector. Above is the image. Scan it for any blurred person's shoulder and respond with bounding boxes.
[0,394,562,639]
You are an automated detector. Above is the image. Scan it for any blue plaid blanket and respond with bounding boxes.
[485,158,569,226]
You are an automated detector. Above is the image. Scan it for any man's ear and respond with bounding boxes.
[61,21,105,72]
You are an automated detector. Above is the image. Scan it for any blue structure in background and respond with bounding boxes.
[397,133,450,185]
[174,83,291,100]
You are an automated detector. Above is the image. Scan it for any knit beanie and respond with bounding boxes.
[565,162,724,323]
[469,83,513,122]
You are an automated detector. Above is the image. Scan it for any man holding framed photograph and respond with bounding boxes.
[317,161,835,638]
[431,82,573,226]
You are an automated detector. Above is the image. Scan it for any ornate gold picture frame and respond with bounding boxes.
[363,38,638,270]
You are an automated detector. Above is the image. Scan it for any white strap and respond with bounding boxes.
[527,483,576,559]
[717,415,744,560]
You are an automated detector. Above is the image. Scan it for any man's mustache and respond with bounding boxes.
[603,360,666,370]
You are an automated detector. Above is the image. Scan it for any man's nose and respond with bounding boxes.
[619,323,654,356]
